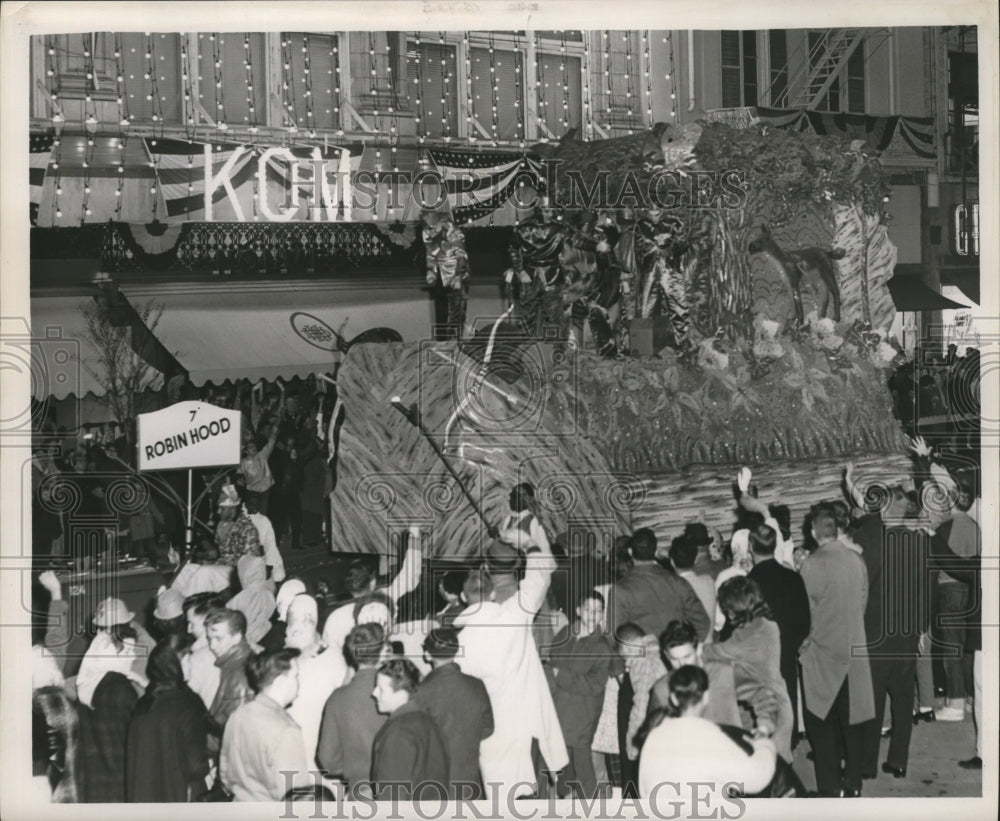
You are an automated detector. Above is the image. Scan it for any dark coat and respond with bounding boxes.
[370,701,450,800]
[929,528,981,652]
[317,667,387,794]
[748,558,811,680]
[126,686,210,802]
[414,662,494,797]
[545,628,623,748]
[209,641,254,741]
[851,515,931,655]
[78,672,138,803]
[611,562,710,639]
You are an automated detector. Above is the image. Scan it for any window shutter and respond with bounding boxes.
[537,52,581,137]
[470,46,523,141]
[847,39,866,113]
[196,33,265,127]
[285,33,339,130]
[742,30,758,107]
[721,31,742,108]
[121,33,182,123]
[407,41,458,139]
[768,30,788,106]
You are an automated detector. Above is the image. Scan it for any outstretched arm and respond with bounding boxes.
[736,467,769,516]
[386,526,424,603]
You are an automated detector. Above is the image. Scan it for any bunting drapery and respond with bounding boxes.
[752,107,936,159]
[30,133,542,227]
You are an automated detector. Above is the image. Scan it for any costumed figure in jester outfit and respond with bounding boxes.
[628,207,692,352]
[422,209,470,340]
[506,196,572,340]
[562,212,622,357]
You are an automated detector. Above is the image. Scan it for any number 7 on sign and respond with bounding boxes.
[190,409,197,422]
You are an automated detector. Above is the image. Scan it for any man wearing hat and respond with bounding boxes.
[507,196,572,339]
[422,209,470,340]
[490,483,550,604]
[75,597,155,708]
[215,484,262,567]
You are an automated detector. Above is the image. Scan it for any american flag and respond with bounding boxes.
[30,133,55,224]
[426,149,543,224]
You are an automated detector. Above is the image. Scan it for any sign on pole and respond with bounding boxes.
[136,401,241,472]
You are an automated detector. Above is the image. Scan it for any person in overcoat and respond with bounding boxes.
[798,503,875,797]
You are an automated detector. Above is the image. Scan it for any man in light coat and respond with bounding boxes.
[454,534,569,802]
[799,503,875,797]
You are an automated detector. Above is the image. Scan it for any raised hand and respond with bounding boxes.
[38,570,62,599]
[737,467,752,494]
[909,435,932,458]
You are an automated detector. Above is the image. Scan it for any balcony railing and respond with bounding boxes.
[702,107,761,129]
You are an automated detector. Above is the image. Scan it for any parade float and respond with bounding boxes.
[330,121,912,558]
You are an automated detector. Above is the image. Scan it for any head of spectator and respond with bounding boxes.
[192,537,221,565]
[92,597,139,651]
[372,658,422,715]
[183,592,226,641]
[145,633,192,695]
[204,608,247,660]
[462,568,494,605]
[808,502,839,547]
[422,627,461,669]
[509,482,537,514]
[285,594,321,653]
[792,546,809,572]
[247,648,301,708]
[346,560,377,597]
[575,589,606,635]
[217,483,241,522]
[683,523,712,550]
[275,578,307,622]
[717,576,770,631]
[748,522,778,564]
[152,586,187,641]
[629,528,658,562]
[659,620,703,670]
[669,534,698,573]
[614,622,649,673]
[613,535,634,579]
[243,492,263,516]
[437,570,467,607]
[664,664,710,718]
[727,529,754,573]
[344,622,387,670]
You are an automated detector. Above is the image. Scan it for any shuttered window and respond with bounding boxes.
[283,33,340,130]
[536,52,581,138]
[768,30,788,106]
[846,39,866,113]
[721,30,757,108]
[407,40,458,139]
[196,33,266,127]
[470,46,524,141]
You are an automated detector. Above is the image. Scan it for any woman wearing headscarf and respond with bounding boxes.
[74,597,155,709]
[260,577,307,652]
[227,555,277,646]
[126,634,211,802]
[703,576,794,761]
[78,671,139,802]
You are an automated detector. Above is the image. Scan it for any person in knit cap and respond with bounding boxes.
[215,484,262,567]
[261,577,307,652]
[75,598,155,708]
[227,555,276,647]
[286,593,349,767]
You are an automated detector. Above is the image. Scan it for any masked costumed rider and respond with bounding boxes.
[506,196,572,339]
[422,210,470,340]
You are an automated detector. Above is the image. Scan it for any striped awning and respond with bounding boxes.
[30,296,108,399]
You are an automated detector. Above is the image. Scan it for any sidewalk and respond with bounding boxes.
[791,711,982,797]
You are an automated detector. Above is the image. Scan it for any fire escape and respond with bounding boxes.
[771,28,895,111]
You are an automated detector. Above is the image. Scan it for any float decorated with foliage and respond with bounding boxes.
[330,122,911,558]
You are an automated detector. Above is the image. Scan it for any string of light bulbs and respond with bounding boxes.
[513,31,524,150]
[414,34,426,145]
[623,31,635,135]
[81,36,97,222]
[440,32,453,143]
[602,31,612,131]
[385,38,399,172]
[245,34,259,135]
[211,33,227,133]
[368,32,381,214]
[281,35,297,131]
[665,32,677,120]
[488,33,500,145]
[328,37,341,129]
[113,34,127,218]
[303,34,316,137]
[559,32,570,134]
[463,32,474,144]
[534,32,546,137]
[643,30,654,129]
[583,30,594,141]
[146,34,160,218]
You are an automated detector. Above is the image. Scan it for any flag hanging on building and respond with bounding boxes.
[29,133,55,224]
[425,149,543,224]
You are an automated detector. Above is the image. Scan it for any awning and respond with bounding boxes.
[120,280,433,386]
[888,275,970,312]
[30,296,108,399]
[940,268,980,305]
